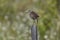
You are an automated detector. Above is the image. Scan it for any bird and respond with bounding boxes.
[30,11,39,20]
[29,11,39,23]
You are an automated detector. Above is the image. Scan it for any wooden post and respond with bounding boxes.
[31,23,38,40]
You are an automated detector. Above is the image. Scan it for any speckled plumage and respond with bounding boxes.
[30,11,39,20]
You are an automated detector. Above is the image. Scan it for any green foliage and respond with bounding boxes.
[0,0,58,40]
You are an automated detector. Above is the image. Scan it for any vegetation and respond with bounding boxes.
[0,0,59,40]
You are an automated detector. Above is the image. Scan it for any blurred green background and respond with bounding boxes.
[0,0,59,40]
